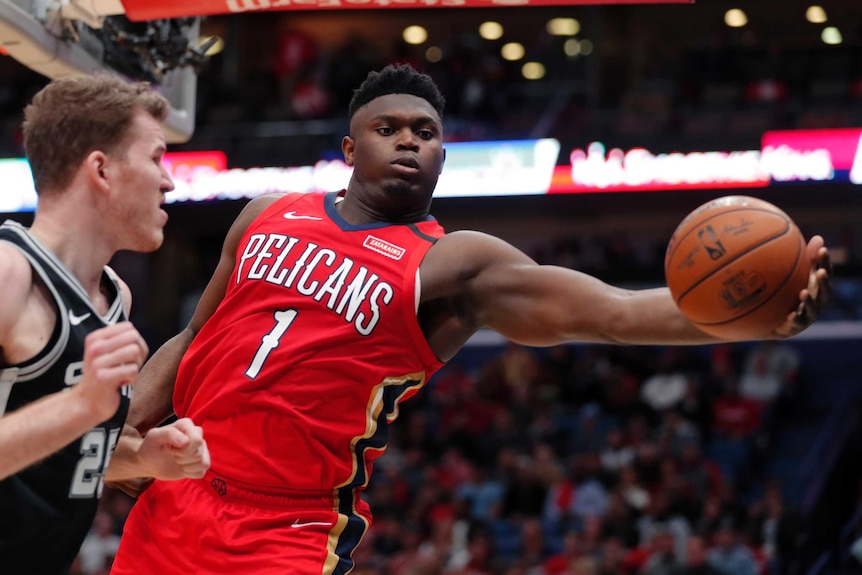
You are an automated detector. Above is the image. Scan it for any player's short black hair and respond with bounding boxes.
[348,64,445,120]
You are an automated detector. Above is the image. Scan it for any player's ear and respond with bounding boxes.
[342,135,355,166]
[84,150,110,191]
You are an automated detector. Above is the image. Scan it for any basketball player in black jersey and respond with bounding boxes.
[0,75,211,574]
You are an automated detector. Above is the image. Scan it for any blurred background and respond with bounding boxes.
[2,0,862,573]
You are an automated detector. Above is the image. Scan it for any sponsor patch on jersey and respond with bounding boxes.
[363,235,405,260]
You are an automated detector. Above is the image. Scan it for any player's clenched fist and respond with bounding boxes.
[138,418,211,480]
[74,322,149,421]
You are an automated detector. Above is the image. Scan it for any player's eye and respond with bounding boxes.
[376,127,393,136]
[417,129,435,140]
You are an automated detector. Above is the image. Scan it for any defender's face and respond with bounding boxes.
[344,94,445,205]
[107,110,174,252]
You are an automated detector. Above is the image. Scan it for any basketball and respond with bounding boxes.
[664,196,810,340]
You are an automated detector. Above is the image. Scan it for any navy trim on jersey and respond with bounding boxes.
[324,191,440,232]
[407,223,439,244]
[333,488,369,575]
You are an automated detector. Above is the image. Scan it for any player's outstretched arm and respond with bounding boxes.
[127,193,287,434]
[422,230,828,354]
[105,419,210,482]
[420,231,718,354]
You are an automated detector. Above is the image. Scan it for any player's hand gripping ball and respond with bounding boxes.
[664,196,810,339]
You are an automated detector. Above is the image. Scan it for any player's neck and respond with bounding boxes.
[29,208,114,298]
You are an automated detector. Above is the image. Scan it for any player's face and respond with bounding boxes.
[106,110,174,252]
[344,94,444,216]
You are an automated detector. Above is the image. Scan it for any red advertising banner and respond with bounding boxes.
[121,0,690,20]
[762,128,862,184]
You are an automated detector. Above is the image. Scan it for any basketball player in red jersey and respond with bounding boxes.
[112,64,830,575]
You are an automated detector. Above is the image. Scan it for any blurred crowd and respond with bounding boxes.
[1,7,862,160]
[71,337,812,575]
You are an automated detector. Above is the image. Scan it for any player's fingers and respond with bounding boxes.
[817,246,832,271]
[170,417,201,438]
[815,267,832,303]
[169,419,204,453]
[806,235,825,261]
[91,343,149,370]
[149,425,191,450]
[86,328,148,365]
[174,443,211,478]
[92,364,139,389]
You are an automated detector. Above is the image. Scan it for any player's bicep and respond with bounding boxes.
[472,257,631,346]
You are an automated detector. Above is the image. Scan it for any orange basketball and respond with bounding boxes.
[664,196,810,340]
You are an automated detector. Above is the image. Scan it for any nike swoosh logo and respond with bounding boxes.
[69,311,91,326]
[283,211,322,220]
[290,519,333,529]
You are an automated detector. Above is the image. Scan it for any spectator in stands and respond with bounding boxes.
[641,349,691,414]
[602,490,641,548]
[746,480,786,570]
[596,536,628,575]
[616,464,651,515]
[706,521,759,575]
[600,425,636,475]
[677,440,722,503]
[677,380,715,447]
[570,455,611,523]
[711,381,762,439]
[738,341,800,405]
[682,535,722,575]
[637,489,693,565]
[76,511,121,575]
[642,524,685,575]
[544,530,585,575]
[657,408,702,456]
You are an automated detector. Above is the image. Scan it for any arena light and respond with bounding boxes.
[805,5,827,24]
[501,42,525,61]
[402,25,427,45]
[522,62,546,80]
[479,21,504,40]
[724,8,747,27]
[563,38,581,56]
[425,46,443,62]
[821,26,842,45]
[579,39,594,55]
[546,17,580,36]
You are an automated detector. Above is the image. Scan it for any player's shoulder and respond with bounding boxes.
[232,193,291,230]
[0,241,34,289]
[243,192,290,214]
[0,242,36,335]
[429,229,525,261]
[422,230,534,286]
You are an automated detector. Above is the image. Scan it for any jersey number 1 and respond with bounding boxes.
[246,309,298,379]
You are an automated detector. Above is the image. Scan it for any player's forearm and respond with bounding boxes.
[0,389,100,480]
[127,329,194,433]
[612,287,723,345]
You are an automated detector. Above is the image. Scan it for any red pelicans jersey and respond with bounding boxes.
[174,192,445,492]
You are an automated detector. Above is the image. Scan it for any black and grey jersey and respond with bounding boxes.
[0,220,131,575]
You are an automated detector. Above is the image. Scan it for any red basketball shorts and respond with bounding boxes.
[111,472,372,575]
